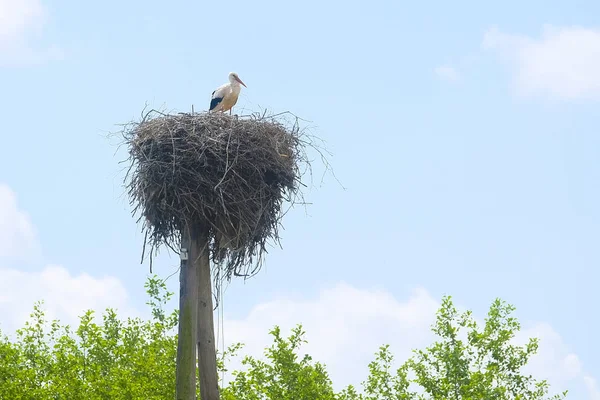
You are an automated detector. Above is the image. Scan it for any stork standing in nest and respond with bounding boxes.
[209,72,247,115]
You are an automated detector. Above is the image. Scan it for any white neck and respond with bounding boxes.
[230,82,241,94]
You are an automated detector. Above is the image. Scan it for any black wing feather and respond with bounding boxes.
[210,96,223,111]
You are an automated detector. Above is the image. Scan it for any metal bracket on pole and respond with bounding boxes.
[180,247,189,261]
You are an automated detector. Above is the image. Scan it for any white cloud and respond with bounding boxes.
[0,265,138,334]
[221,285,597,397]
[221,284,438,389]
[0,0,61,65]
[483,25,600,100]
[434,65,460,82]
[0,184,39,263]
[0,183,137,335]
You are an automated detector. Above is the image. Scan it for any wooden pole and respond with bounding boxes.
[192,224,220,399]
[175,225,198,400]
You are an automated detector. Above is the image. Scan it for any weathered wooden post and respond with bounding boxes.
[175,226,198,399]
[193,225,220,399]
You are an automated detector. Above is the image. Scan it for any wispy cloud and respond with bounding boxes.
[483,25,600,100]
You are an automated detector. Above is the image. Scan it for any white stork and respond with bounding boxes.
[209,72,247,115]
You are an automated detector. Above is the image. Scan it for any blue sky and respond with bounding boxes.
[1,0,600,397]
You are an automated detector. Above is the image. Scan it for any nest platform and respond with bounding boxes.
[121,110,309,280]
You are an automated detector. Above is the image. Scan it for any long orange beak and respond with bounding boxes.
[236,76,247,87]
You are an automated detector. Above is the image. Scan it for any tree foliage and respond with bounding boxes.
[0,276,178,400]
[0,276,567,399]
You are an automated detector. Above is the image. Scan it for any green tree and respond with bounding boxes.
[0,276,178,400]
[220,325,337,400]
[336,296,567,400]
[0,277,568,400]
[408,296,567,400]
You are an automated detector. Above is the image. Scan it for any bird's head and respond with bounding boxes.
[229,72,247,88]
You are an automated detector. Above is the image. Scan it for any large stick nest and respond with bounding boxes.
[118,109,323,281]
